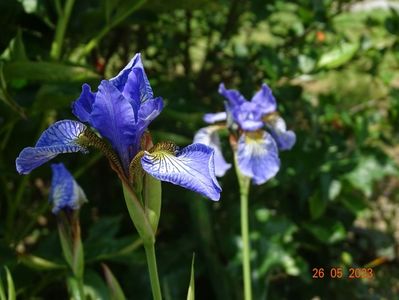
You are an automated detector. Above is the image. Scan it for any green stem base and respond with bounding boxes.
[144,243,162,300]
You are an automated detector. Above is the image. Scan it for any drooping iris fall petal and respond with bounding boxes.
[237,131,280,185]
[16,120,88,174]
[266,116,296,150]
[141,143,222,201]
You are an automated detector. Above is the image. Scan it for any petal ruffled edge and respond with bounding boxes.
[237,131,280,185]
[141,143,222,201]
[193,126,231,177]
[50,163,87,214]
[16,120,88,174]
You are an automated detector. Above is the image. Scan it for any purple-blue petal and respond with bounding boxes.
[267,117,296,150]
[251,83,277,115]
[203,112,227,124]
[110,53,153,104]
[141,143,222,201]
[233,102,264,131]
[50,163,87,214]
[193,127,231,177]
[218,83,246,111]
[137,97,164,134]
[237,131,280,185]
[72,84,96,123]
[16,120,88,174]
[91,80,136,168]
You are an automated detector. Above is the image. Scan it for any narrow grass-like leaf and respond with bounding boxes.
[186,254,195,300]
[102,264,126,300]
[5,267,15,300]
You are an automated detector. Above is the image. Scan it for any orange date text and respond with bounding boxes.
[312,267,374,279]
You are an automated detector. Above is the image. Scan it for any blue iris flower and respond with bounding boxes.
[50,163,87,214]
[16,53,221,201]
[194,83,296,184]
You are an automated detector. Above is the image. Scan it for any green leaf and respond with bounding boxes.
[19,254,66,270]
[2,61,99,83]
[345,156,397,197]
[317,42,359,69]
[8,29,27,61]
[4,267,15,300]
[0,62,25,118]
[102,264,126,300]
[309,192,327,220]
[0,272,6,300]
[304,219,346,244]
[186,254,195,300]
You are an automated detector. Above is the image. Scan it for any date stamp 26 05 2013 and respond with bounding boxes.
[312,267,374,279]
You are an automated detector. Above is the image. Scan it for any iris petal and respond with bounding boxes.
[218,83,246,111]
[91,80,136,167]
[137,97,164,134]
[141,143,221,201]
[267,116,296,150]
[72,83,96,122]
[203,112,227,124]
[110,53,153,103]
[234,102,264,131]
[251,83,277,115]
[237,131,280,185]
[193,127,231,177]
[50,163,87,214]
[16,120,87,174]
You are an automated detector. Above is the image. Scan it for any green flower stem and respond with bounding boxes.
[144,243,162,300]
[57,213,85,299]
[234,156,252,300]
[122,182,162,299]
[50,0,76,60]
[67,276,85,300]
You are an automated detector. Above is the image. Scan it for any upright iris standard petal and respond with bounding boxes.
[141,143,222,201]
[50,163,87,214]
[72,83,96,123]
[110,53,153,105]
[16,120,88,174]
[203,112,227,124]
[237,131,280,185]
[136,97,164,134]
[193,126,231,177]
[266,116,296,150]
[251,83,277,115]
[218,83,246,112]
[90,80,136,168]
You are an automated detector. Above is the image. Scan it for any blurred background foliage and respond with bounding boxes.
[1,0,399,299]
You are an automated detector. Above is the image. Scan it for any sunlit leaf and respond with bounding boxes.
[317,42,359,69]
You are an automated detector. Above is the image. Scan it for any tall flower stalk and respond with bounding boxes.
[49,163,87,298]
[16,53,221,299]
[194,83,296,300]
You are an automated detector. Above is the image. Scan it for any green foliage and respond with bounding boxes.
[1,0,399,299]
